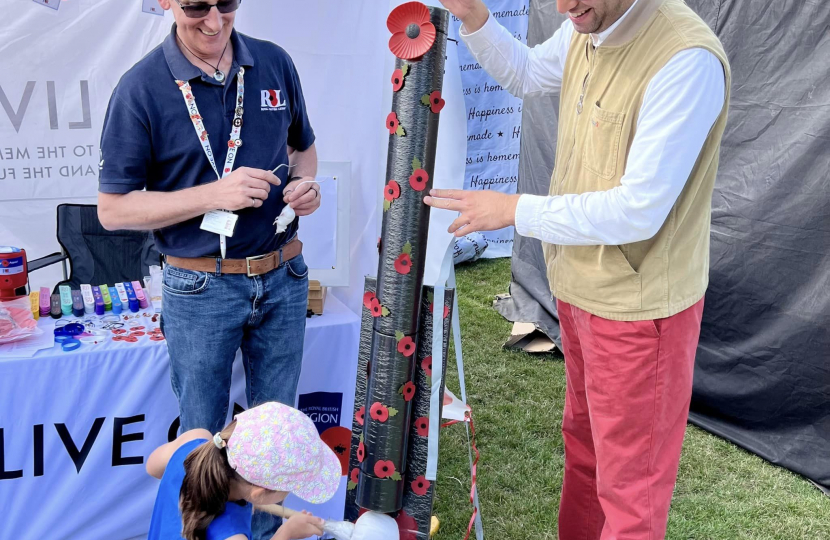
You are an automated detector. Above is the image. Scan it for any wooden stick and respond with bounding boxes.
[255,503,300,519]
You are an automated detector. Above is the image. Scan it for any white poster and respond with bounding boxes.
[0,1,172,291]
[450,0,529,258]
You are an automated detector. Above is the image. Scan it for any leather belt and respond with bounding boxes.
[166,238,302,277]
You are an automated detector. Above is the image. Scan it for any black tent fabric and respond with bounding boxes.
[494,0,830,490]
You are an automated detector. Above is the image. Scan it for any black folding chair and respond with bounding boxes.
[27,204,160,293]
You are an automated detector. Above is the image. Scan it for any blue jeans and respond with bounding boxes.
[161,253,309,540]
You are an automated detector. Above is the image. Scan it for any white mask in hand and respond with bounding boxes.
[273,205,295,234]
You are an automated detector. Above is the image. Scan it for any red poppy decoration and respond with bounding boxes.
[392,69,404,92]
[348,467,360,490]
[370,402,389,422]
[400,381,417,402]
[411,476,431,496]
[409,157,429,191]
[409,169,428,191]
[386,112,405,136]
[421,356,432,377]
[394,242,413,274]
[421,90,446,113]
[370,402,398,423]
[363,292,376,310]
[395,331,416,357]
[415,417,429,437]
[369,298,390,318]
[384,180,401,212]
[384,180,401,202]
[357,441,366,463]
[430,91,445,113]
[394,253,412,274]
[355,406,365,426]
[374,460,399,480]
[387,2,436,60]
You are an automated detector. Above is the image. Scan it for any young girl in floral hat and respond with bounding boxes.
[146,401,342,540]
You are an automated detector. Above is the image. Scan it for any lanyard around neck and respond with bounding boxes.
[175,68,245,259]
[175,66,245,181]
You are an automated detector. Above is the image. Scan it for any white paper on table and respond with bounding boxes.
[0,319,56,358]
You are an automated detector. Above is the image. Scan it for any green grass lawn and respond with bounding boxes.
[431,258,830,540]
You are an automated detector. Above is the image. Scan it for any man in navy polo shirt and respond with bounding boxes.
[98,2,318,536]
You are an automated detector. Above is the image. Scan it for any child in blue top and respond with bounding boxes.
[146,402,342,540]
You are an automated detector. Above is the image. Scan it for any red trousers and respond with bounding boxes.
[557,298,704,540]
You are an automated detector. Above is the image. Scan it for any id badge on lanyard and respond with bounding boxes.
[175,67,245,259]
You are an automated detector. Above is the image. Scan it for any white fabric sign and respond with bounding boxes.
[0,296,359,540]
[1,1,400,317]
[0,1,171,291]
[450,0,529,258]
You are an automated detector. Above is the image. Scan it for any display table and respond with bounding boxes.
[0,295,359,540]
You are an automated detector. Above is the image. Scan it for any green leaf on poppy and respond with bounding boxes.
[359,433,364,443]
[382,306,390,317]
[383,200,391,212]
[396,125,406,137]
[401,64,409,76]
[427,291,434,303]
[421,94,430,106]
[390,472,402,481]
[347,481,358,490]
[412,157,422,171]
[402,242,412,255]
[395,330,404,341]
[388,407,398,417]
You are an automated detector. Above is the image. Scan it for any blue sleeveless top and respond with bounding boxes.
[147,439,253,540]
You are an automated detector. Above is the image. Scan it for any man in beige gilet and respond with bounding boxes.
[428,0,730,538]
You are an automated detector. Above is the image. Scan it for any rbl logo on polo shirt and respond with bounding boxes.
[261,89,287,111]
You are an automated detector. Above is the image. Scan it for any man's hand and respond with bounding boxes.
[424,189,520,236]
[273,511,325,540]
[210,167,281,211]
[283,177,321,217]
[438,0,490,33]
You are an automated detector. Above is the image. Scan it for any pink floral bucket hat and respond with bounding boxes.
[224,402,341,504]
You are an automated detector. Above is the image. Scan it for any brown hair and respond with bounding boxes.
[179,421,239,540]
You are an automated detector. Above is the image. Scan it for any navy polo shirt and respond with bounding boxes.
[99,25,315,258]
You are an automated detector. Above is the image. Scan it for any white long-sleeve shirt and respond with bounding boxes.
[460,6,726,246]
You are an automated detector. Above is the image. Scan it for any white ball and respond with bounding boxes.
[352,511,400,540]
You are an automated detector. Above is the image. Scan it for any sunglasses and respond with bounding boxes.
[174,0,241,19]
